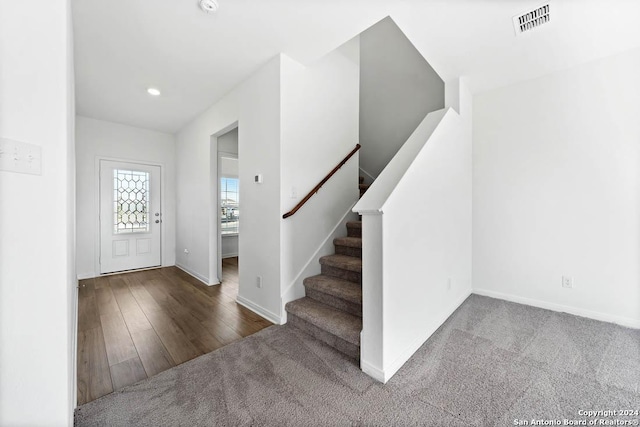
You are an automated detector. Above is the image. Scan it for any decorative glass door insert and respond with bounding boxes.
[113,169,150,234]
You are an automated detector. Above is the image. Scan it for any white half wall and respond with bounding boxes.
[381,108,472,380]
[176,55,282,321]
[386,110,472,380]
[0,0,76,424]
[355,78,473,382]
[75,116,177,278]
[473,47,640,328]
[280,38,360,316]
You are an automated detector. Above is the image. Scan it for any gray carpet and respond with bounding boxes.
[75,295,640,426]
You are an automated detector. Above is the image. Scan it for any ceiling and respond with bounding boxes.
[72,0,640,134]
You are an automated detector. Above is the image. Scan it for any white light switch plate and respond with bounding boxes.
[0,138,42,175]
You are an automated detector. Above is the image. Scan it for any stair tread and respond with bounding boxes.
[319,254,362,272]
[285,297,361,345]
[359,184,370,190]
[346,221,362,228]
[333,236,362,248]
[304,274,362,304]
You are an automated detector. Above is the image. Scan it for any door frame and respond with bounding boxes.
[208,121,239,286]
[94,155,167,276]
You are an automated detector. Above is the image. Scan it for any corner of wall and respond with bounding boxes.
[445,77,472,120]
[445,79,461,114]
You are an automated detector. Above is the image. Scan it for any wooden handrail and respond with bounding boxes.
[283,144,361,219]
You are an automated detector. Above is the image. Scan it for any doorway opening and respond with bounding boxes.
[214,126,239,293]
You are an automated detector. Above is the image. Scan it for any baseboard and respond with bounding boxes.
[70,281,79,415]
[381,290,472,382]
[236,295,281,325]
[222,253,238,259]
[473,288,640,329]
[361,359,387,383]
[77,272,95,280]
[175,263,214,286]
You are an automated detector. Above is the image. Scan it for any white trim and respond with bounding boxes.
[70,282,79,413]
[221,253,238,259]
[356,209,383,216]
[175,263,218,286]
[472,288,640,329]
[361,359,387,383]
[236,295,281,325]
[377,290,472,383]
[77,265,167,280]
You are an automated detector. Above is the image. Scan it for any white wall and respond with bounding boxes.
[177,42,360,322]
[176,55,282,322]
[218,127,239,155]
[473,47,640,328]
[280,38,360,316]
[382,93,472,380]
[0,0,75,424]
[359,17,445,180]
[355,78,473,382]
[75,116,176,278]
[221,236,238,259]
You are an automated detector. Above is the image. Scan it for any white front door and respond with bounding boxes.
[99,160,162,274]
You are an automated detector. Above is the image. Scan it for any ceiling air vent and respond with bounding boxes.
[513,4,551,35]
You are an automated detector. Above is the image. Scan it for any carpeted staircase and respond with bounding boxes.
[285,177,370,360]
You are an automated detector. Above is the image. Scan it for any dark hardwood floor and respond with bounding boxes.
[76,257,272,405]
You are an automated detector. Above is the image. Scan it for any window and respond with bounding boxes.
[113,169,150,234]
[221,177,239,234]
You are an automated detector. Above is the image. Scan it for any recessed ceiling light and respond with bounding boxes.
[147,87,161,96]
[199,0,219,14]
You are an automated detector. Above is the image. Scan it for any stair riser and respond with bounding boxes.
[305,288,362,318]
[346,227,361,238]
[335,245,362,258]
[287,313,360,360]
[321,264,361,283]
